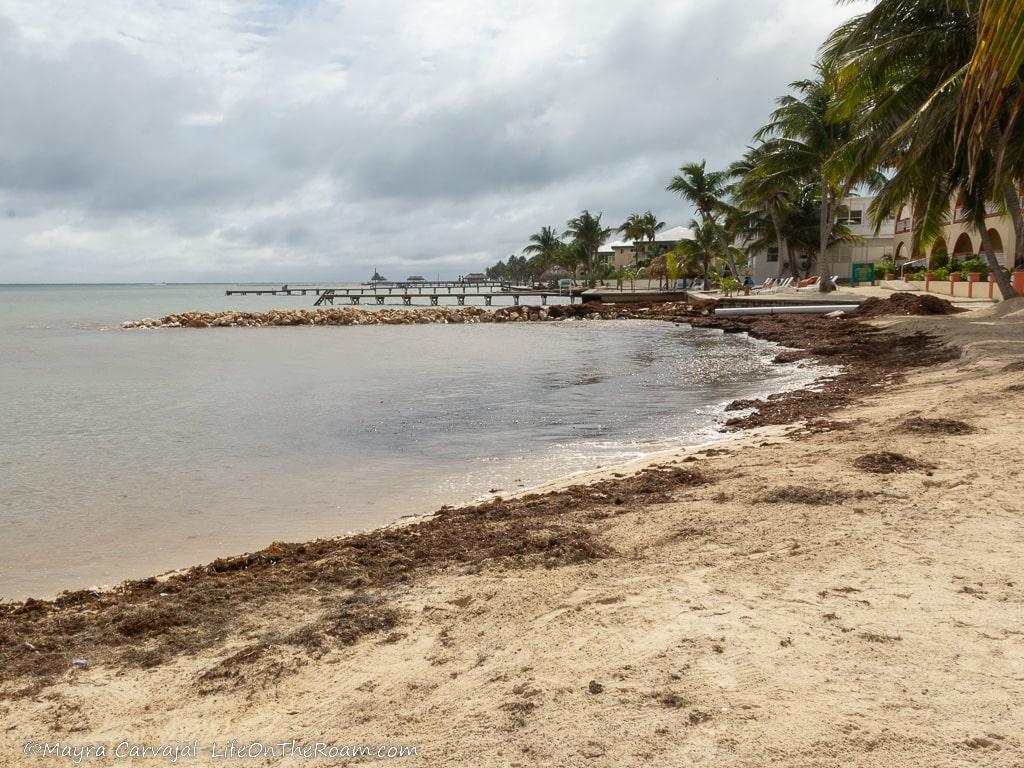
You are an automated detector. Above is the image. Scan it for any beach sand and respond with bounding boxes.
[3,299,1024,767]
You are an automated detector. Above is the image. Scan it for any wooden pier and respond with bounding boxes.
[313,288,572,307]
[224,282,575,307]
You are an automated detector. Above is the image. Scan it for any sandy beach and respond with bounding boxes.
[3,296,1024,767]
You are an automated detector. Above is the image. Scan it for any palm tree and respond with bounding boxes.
[564,210,613,287]
[522,226,563,271]
[822,0,1019,298]
[665,251,681,289]
[957,0,1024,185]
[617,213,647,268]
[729,143,804,280]
[755,73,861,292]
[667,161,741,278]
[642,210,666,264]
[674,219,723,290]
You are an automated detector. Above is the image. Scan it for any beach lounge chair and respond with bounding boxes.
[795,276,819,290]
[767,277,793,293]
[752,278,775,293]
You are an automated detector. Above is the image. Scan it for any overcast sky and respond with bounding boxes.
[0,0,870,283]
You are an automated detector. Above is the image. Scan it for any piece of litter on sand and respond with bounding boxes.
[824,310,845,318]
[71,659,87,668]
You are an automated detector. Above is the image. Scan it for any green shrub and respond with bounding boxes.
[877,259,898,276]
[715,274,741,296]
[931,266,951,281]
[958,256,989,280]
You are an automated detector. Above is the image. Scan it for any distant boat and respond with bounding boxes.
[406,275,426,282]
[370,270,387,282]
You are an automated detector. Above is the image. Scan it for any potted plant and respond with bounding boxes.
[959,256,987,283]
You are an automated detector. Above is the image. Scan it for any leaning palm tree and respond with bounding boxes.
[564,210,613,287]
[822,0,1019,298]
[667,161,740,278]
[522,226,563,271]
[957,0,1024,184]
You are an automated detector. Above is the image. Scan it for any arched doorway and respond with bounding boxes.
[894,242,905,261]
[953,232,973,257]
[986,229,1004,264]
[931,237,948,260]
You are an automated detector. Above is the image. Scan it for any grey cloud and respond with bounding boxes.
[0,0,867,282]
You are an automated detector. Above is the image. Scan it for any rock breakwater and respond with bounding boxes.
[121,302,704,329]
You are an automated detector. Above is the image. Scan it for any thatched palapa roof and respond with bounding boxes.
[539,266,572,281]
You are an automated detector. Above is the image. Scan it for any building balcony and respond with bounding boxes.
[953,201,1000,222]
[895,218,910,234]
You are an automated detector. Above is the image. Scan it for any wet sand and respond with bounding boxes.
[3,296,1024,767]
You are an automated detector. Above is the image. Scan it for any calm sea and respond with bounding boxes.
[0,284,822,598]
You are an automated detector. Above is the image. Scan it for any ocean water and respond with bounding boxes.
[0,284,823,598]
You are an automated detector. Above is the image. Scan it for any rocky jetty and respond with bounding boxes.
[121,302,706,329]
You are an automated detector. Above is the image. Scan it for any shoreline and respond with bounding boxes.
[0,300,953,640]
[6,296,1024,766]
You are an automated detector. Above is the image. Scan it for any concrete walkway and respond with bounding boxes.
[687,283,996,310]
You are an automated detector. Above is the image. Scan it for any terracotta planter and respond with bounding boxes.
[967,272,982,283]
[1014,271,1024,293]
[927,271,935,280]
[884,272,895,280]
[949,273,961,282]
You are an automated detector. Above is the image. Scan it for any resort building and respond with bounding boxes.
[748,195,895,284]
[598,225,694,269]
[891,198,1019,270]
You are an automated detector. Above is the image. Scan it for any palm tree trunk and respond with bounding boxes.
[714,231,740,279]
[988,123,1024,270]
[785,238,801,277]
[769,209,789,278]
[979,222,1017,299]
[818,177,832,293]
[702,212,739,279]
[1000,181,1024,271]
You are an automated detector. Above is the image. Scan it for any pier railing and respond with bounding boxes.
[224,283,575,307]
